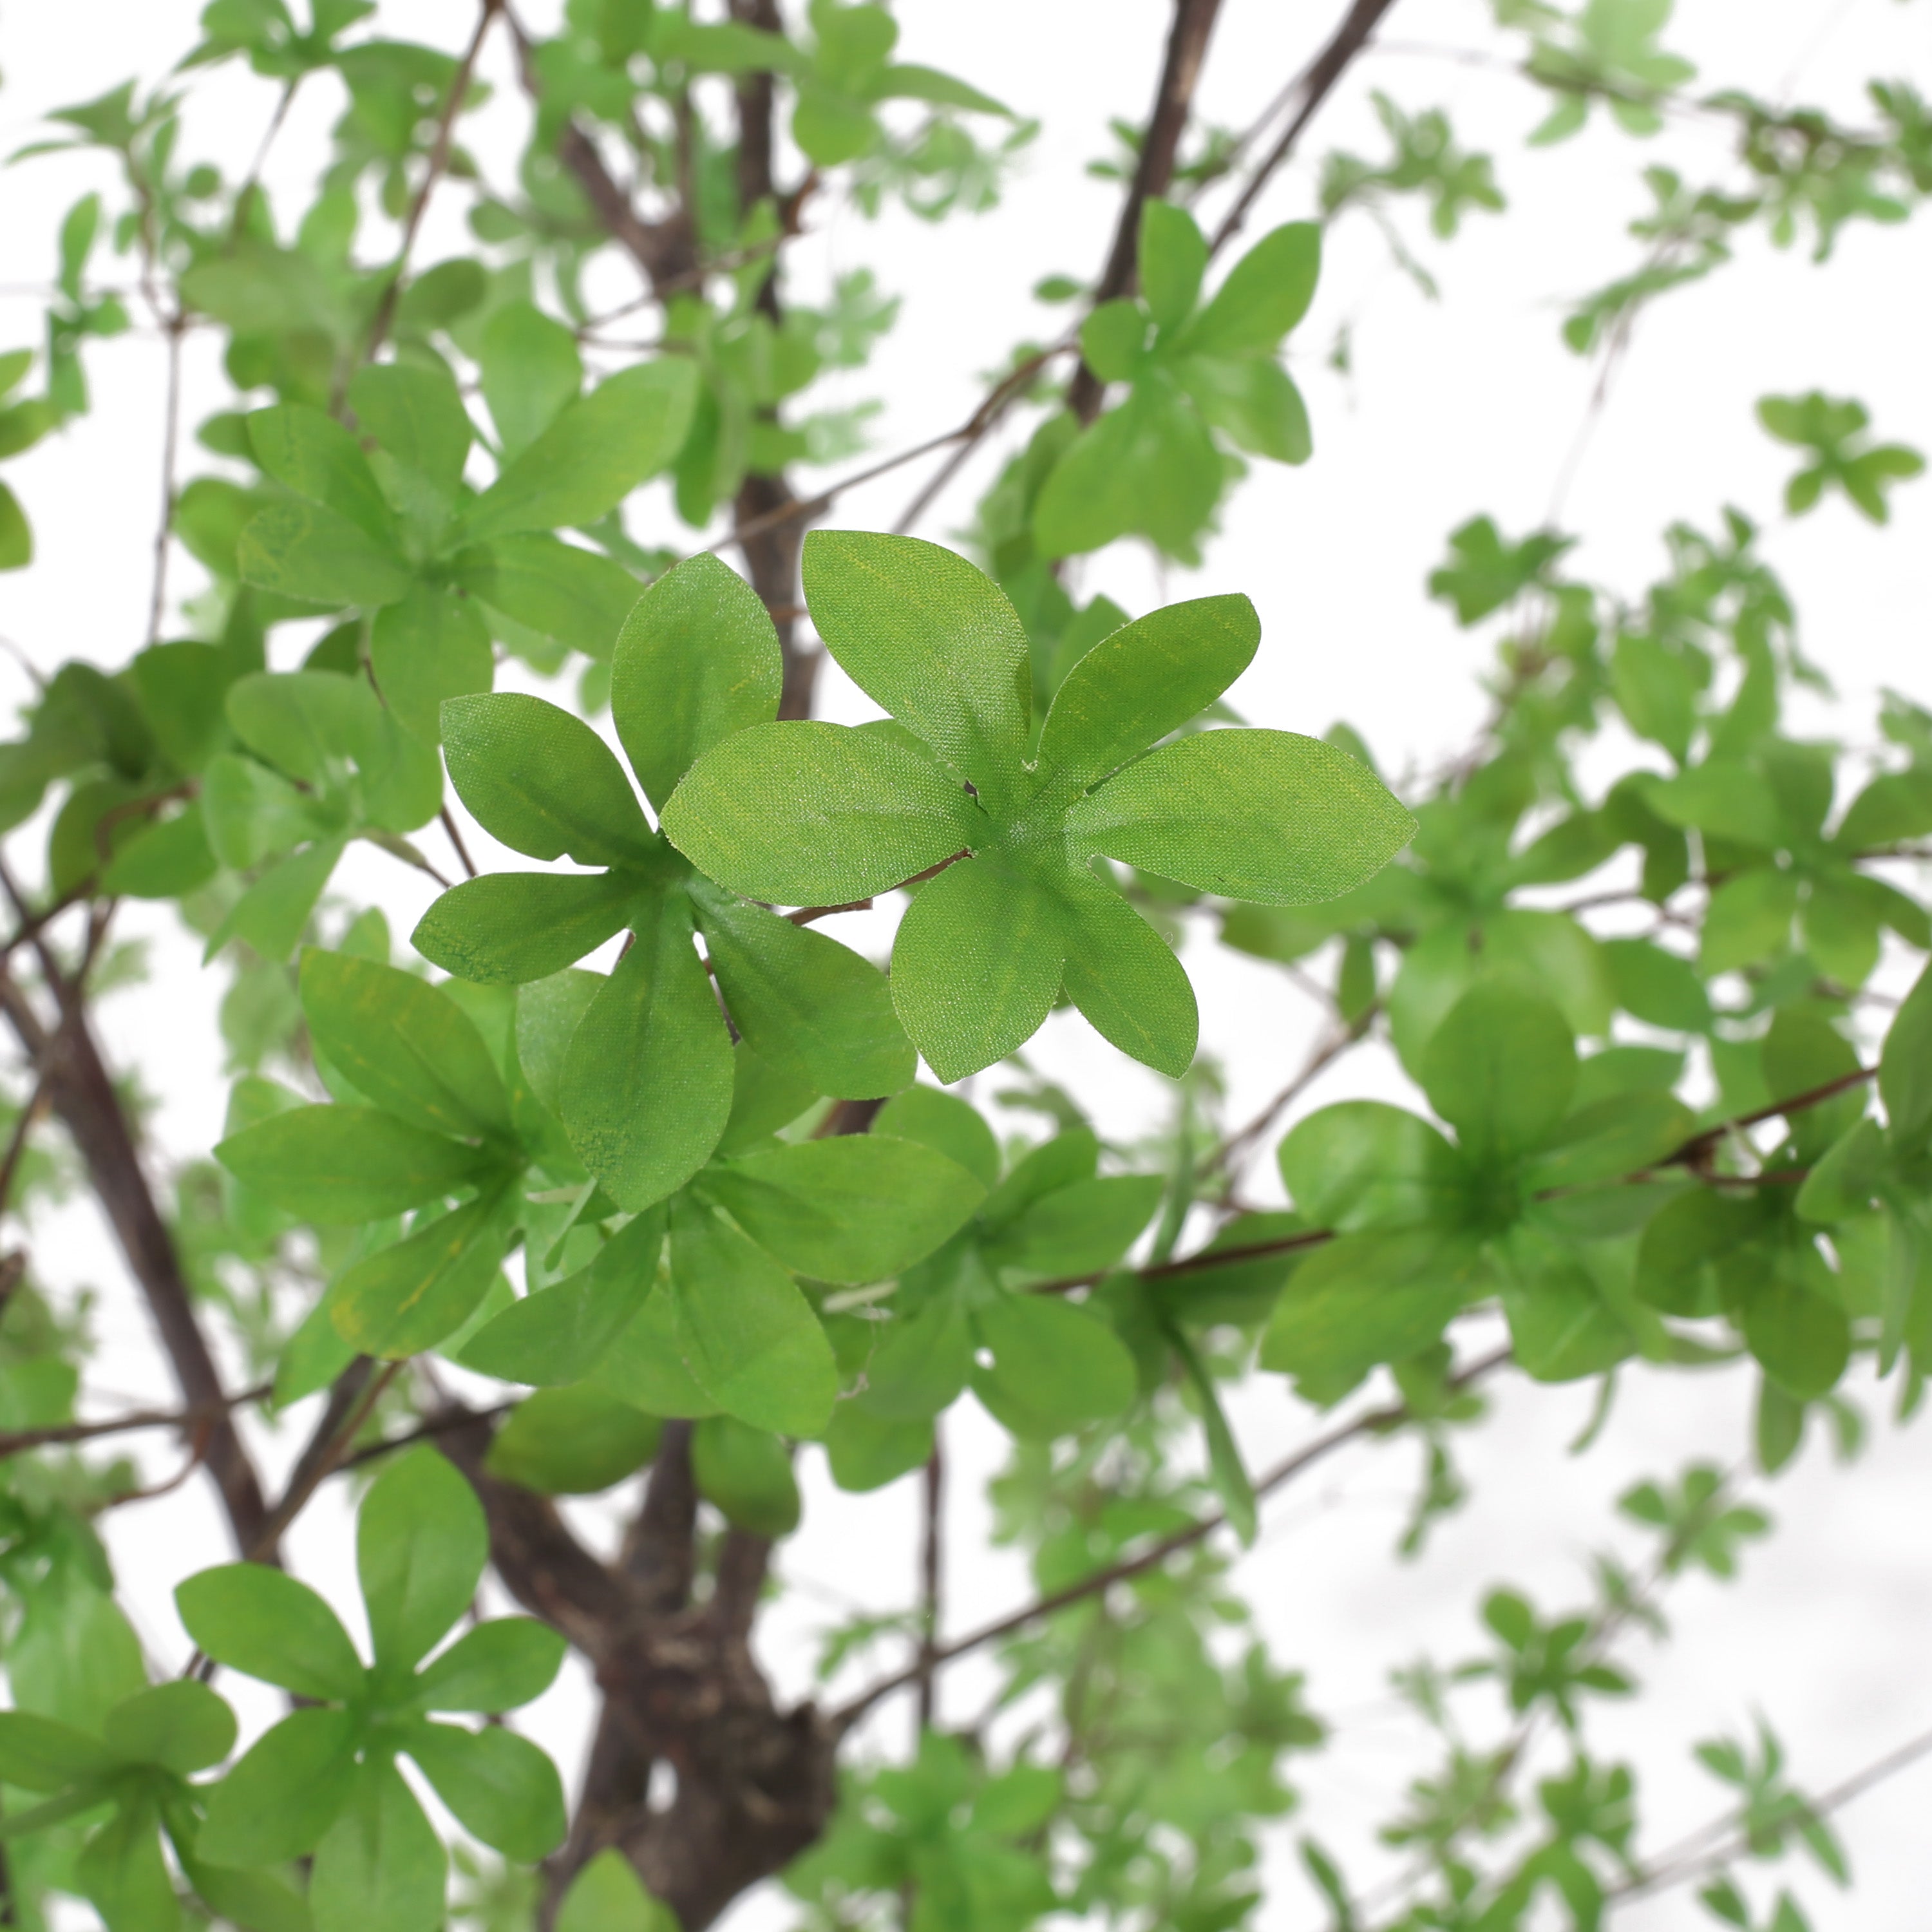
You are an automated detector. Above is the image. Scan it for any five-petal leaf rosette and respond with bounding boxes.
[412,553,914,1210]
[661,533,1418,1080]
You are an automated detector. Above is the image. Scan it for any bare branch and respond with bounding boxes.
[1206,0,1403,257]
[1068,0,1227,424]
[831,1347,1513,1729]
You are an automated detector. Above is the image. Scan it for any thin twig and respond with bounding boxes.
[440,806,479,880]
[1609,1719,1932,1908]
[1202,1005,1378,1177]
[1207,0,1403,258]
[357,0,501,373]
[831,1347,1511,1729]
[914,1434,944,1734]
[246,1359,404,1561]
[145,314,185,645]
[0,1381,275,1461]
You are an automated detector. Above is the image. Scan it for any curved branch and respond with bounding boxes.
[829,1346,1512,1730]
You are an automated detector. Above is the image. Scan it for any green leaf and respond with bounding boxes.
[872,1085,999,1188]
[667,1196,838,1436]
[1604,936,1711,1032]
[176,1852,313,1932]
[176,1564,365,1700]
[195,1709,361,1866]
[693,889,911,1099]
[357,1446,487,1676]
[247,403,396,545]
[1700,867,1798,974]
[408,1618,565,1714]
[971,1294,1137,1437]
[308,1757,445,1932]
[1743,1273,1850,1401]
[1175,222,1321,356]
[691,1415,802,1535]
[478,300,582,457]
[594,1282,719,1419]
[412,869,641,985]
[1053,867,1200,1078]
[346,361,471,508]
[824,1404,933,1492]
[0,480,29,570]
[611,552,782,810]
[100,806,218,899]
[461,359,699,544]
[1261,1232,1477,1401]
[103,1682,236,1774]
[404,1721,565,1862]
[1881,958,1932,1142]
[556,1850,677,1932]
[464,1209,664,1385]
[1034,382,1221,559]
[697,1135,983,1282]
[332,1194,511,1358]
[76,1795,178,1932]
[238,500,412,609]
[486,1385,663,1493]
[562,895,733,1209]
[215,1106,496,1223]
[0,1711,117,1790]
[802,530,1031,807]
[889,858,1065,1082]
[440,692,656,866]
[207,834,349,965]
[662,719,976,905]
[453,535,640,660]
[1278,1102,1466,1231]
[984,1172,1164,1278]
[1175,354,1311,463]
[370,585,493,743]
[1067,729,1416,904]
[299,949,510,1139]
[1502,1264,1633,1382]
[1139,198,1208,332]
[857,1296,972,1421]
[1421,981,1577,1160]
[516,969,607,1117]
[1037,595,1258,792]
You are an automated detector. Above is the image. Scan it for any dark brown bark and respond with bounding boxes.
[1066,0,1227,424]
[442,1410,835,1931]
[0,972,274,1557]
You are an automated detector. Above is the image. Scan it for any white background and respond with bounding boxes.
[1,1,1930,1927]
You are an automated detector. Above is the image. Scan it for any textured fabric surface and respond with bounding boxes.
[667,1197,837,1438]
[888,858,1065,1083]
[802,530,1032,808]
[441,692,655,868]
[1037,592,1260,793]
[611,551,781,811]
[411,869,640,986]
[560,891,732,1211]
[1068,728,1417,904]
[691,882,913,1099]
[661,718,977,905]
[1053,866,1199,1079]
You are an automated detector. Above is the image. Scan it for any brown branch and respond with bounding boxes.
[146,314,185,645]
[1068,0,1227,424]
[1207,0,1403,258]
[246,1359,402,1561]
[1609,1718,1932,1909]
[0,1381,274,1461]
[359,0,502,369]
[0,891,275,1558]
[1202,1003,1378,1177]
[1663,1065,1876,1170]
[831,1346,1513,1729]
[439,806,478,880]
[914,1435,943,1732]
